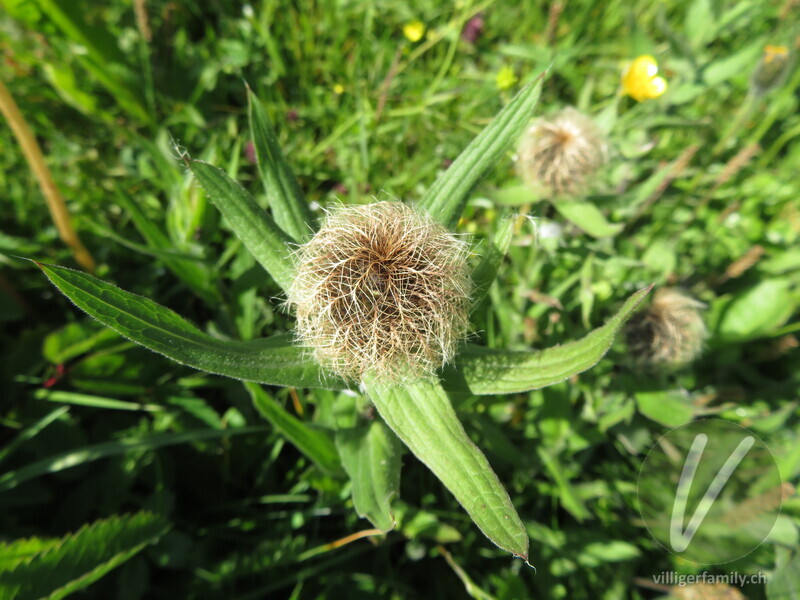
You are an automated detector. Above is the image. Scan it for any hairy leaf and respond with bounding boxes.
[364,376,529,560]
[0,512,169,600]
[452,286,652,394]
[248,88,315,242]
[418,74,544,229]
[187,159,295,291]
[471,215,515,308]
[36,263,344,390]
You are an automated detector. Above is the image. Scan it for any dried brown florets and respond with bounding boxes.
[287,202,472,382]
[625,288,707,368]
[515,107,608,196]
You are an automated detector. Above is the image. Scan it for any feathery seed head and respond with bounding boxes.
[625,288,707,368]
[288,202,472,382]
[515,107,608,196]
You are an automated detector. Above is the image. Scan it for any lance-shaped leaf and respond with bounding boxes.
[35,262,346,390]
[418,73,545,229]
[470,215,515,308]
[364,376,529,560]
[245,382,343,476]
[187,158,295,291]
[248,88,315,243]
[451,286,652,395]
[0,512,169,600]
[335,417,403,532]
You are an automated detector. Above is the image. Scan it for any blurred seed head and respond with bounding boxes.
[625,288,707,368]
[287,202,472,382]
[515,107,608,196]
[751,45,791,95]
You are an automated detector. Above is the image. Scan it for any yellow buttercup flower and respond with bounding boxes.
[621,55,667,102]
[763,45,789,64]
[403,21,425,43]
[495,66,518,91]
[332,83,345,95]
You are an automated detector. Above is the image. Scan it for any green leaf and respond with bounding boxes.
[418,74,545,229]
[32,0,150,124]
[552,201,623,238]
[43,321,120,364]
[248,88,315,242]
[767,550,800,600]
[335,417,403,532]
[364,376,529,560]
[186,159,295,291]
[245,382,343,476]
[451,286,652,395]
[0,512,169,600]
[635,390,695,427]
[715,279,795,342]
[471,216,515,308]
[0,407,68,467]
[488,184,542,206]
[36,263,344,390]
[0,426,267,493]
[113,189,220,305]
[394,501,462,543]
[0,537,59,574]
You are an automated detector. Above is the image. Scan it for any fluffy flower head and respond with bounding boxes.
[625,288,706,368]
[516,107,608,196]
[288,202,471,382]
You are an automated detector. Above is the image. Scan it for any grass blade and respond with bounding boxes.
[0,427,267,493]
[417,74,545,229]
[452,286,652,394]
[364,376,529,560]
[245,382,343,476]
[0,407,69,467]
[248,88,315,242]
[186,159,295,291]
[35,262,344,390]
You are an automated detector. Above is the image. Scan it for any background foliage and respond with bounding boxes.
[1,0,799,598]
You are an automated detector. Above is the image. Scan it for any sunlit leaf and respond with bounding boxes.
[418,74,545,229]
[36,263,344,390]
[248,88,315,242]
[451,286,652,394]
[187,159,295,291]
[364,376,529,560]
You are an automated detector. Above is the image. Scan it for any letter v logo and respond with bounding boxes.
[669,433,755,552]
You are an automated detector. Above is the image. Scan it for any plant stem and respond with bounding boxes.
[0,79,96,272]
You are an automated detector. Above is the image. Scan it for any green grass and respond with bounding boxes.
[1,0,799,598]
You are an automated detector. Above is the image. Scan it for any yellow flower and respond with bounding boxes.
[763,45,789,64]
[332,83,345,95]
[403,21,425,43]
[621,55,667,102]
[495,66,517,91]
